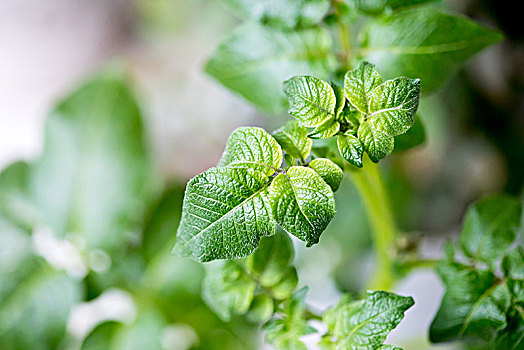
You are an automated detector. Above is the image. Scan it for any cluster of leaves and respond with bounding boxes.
[430,195,524,349]
[200,231,414,349]
[174,124,343,262]
[207,0,502,114]
[284,62,420,166]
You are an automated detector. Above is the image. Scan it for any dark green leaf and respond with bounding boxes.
[284,75,337,127]
[502,247,524,303]
[344,61,382,114]
[273,121,312,162]
[220,0,330,29]
[361,8,503,93]
[429,262,511,343]
[393,115,426,152]
[358,121,394,162]
[309,158,344,191]
[460,195,522,264]
[206,23,334,114]
[202,260,257,321]
[337,134,364,167]
[320,291,414,349]
[268,166,336,246]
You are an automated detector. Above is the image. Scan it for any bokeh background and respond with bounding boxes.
[0,0,522,349]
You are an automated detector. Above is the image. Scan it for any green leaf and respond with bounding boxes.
[206,23,334,114]
[0,267,82,349]
[29,76,155,251]
[337,134,364,168]
[387,0,439,10]
[320,291,414,349]
[219,127,283,176]
[284,75,337,127]
[429,262,511,343]
[202,260,257,321]
[220,0,330,29]
[268,166,336,246]
[264,287,315,350]
[308,117,340,139]
[174,166,276,262]
[271,267,299,300]
[246,294,274,324]
[459,195,522,264]
[309,158,344,192]
[273,121,312,162]
[393,114,426,152]
[331,82,346,119]
[361,8,503,93]
[358,121,394,162]
[502,247,524,303]
[248,230,295,288]
[368,77,421,136]
[344,61,383,114]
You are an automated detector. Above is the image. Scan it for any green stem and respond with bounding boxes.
[347,155,396,291]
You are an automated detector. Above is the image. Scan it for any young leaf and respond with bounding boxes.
[308,117,340,140]
[344,61,383,114]
[358,121,394,162]
[174,166,275,262]
[429,262,511,343]
[264,287,315,350]
[284,75,337,128]
[248,230,295,288]
[393,115,426,152]
[246,294,274,324]
[331,82,346,119]
[459,195,522,264]
[273,121,312,162]
[337,134,364,168]
[219,127,283,176]
[309,158,344,192]
[320,291,414,349]
[502,247,524,303]
[368,77,421,136]
[202,260,257,321]
[268,166,336,246]
[361,8,503,93]
[219,0,330,29]
[205,23,334,114]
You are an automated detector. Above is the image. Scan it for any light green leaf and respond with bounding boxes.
[202,260,257,321]
[219,127,283,176]
[393,114,426,152]
[361,8,503,93]
[268,166,336,246]
[284,75,337,127]
[358,121,394,162]
[337,134,364,168]
[271,267,299,300]
[344,61,383,114]
[29,76,155,251]
[206,23,334,114]
[308,117,340,139]
[220,0,330,29]
[273,121,312,162]
[321,291,414,349]
[368,77,421,136]
[387,0,439,10]
[112,311,167,350]
[174,166,275,262]
[248,230,294,288]
[264,287,315,350]
[460,195,522,264]
[429,262,511,343]
[309,158,344,192]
